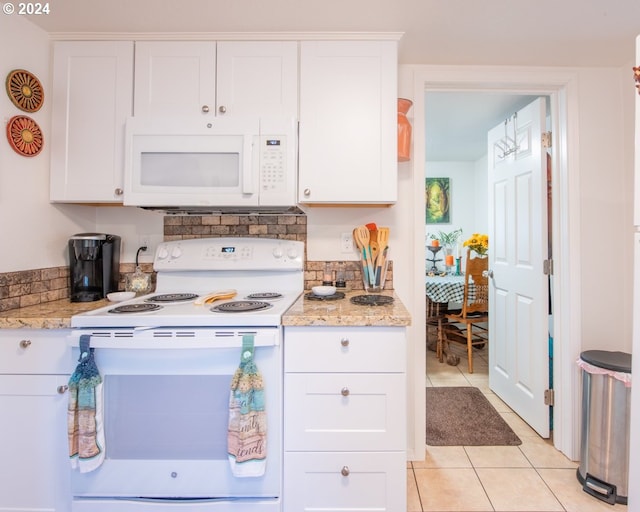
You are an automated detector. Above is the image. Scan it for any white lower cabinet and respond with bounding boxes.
[284,451,406,511]
[0,330,72,512]
[283,326,406,511]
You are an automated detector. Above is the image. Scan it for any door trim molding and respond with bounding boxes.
[404,65,581,460]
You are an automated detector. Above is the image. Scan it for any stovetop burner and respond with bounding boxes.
[145,293,199,303]
[109,303,163,314]
[245,292,283,300]
[211,300,273,313]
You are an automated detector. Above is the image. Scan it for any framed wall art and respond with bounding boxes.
[425,177,450,224]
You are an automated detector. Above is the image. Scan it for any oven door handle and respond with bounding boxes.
[67,330,279,349]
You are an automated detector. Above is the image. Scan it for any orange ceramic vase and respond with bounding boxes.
[397,98,413,162]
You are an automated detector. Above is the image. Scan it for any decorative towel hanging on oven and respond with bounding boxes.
[67,334,105,473]
[228,334,267,477]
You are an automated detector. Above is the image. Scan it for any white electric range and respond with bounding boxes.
[68,237,303,511]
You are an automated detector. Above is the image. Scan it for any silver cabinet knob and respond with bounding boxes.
[341,466,350,476]
[218,105,227,114]
[57,385,68,394]
[19,339,31,349]
[341,387,350,397]
[340,337,349,347]
[304,188,311,197]
[201,105,210,113]
[114,188,123,196]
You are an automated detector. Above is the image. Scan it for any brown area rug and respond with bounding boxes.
[426,386,522,446]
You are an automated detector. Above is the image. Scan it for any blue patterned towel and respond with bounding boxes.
[227,334,267,477]
[67,334,105,473]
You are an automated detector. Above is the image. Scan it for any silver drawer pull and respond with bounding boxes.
[19,339,31,349]
[340,337,349,347]
[341,387,350,397]
[341,466,350,477]
[57,385,68,394]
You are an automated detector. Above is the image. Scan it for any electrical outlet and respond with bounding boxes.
[340,232,354,253]
[137,235,155,260]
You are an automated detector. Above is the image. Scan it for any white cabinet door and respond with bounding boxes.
[298,40,398,204]
[134,41,216,118]
[284,451,406,512]
[0,329,71,374]
[217,41,298,118]
[50,41,133,203]
[0,374,71,512]
[284,372,405,451]
[134,41,298,119]
[284,326,405,373]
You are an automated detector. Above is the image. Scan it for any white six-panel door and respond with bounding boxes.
[488,97,550,437]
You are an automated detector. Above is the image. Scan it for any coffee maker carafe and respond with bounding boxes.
[69,233,121,302]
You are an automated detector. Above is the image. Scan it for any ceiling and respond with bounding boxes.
[24,0,638,163]
[27,0,639,67]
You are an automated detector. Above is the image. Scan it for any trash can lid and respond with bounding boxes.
[580,350,631,373]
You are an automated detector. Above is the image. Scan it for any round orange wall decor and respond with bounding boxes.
[6,115,44,157]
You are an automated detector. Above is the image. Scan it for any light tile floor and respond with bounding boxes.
[407,346,629,512]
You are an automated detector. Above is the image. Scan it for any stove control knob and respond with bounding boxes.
[171,246,183,259]
[272,247,283,259]
[157,246,169,260]
[286,247,299,260]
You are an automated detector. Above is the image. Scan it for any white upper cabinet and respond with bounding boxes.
[50,41,133,203]
[298,40,398,205]
[134,41,298,118]
[134,41,216,118]
[217,41,298,117]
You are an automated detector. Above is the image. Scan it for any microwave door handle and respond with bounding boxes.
[241,136,255,195]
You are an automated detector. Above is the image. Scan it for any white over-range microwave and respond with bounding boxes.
[123,116,297,208]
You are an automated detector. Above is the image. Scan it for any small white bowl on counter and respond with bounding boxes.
[107,291,136,302]
[311,285,337,297]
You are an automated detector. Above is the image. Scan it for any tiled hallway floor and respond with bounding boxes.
[407,346,628,512]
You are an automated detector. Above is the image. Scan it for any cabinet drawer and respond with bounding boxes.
[0,330,71,374]
[284,326,405,372]
[283,451,406,512]
[284,373,405,451]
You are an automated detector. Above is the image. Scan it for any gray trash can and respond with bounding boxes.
[577,350,631,505]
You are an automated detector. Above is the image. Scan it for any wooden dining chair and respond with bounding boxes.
[437,249,489,373]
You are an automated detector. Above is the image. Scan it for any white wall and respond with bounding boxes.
[0,15,97,272]
[95,207,163,264]
[576,68,633,351]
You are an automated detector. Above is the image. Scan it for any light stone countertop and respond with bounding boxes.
[0,291,411,330]
[0,299,109,329]
[282,290,411,327]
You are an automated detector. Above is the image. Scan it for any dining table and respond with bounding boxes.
[425,274,472,304]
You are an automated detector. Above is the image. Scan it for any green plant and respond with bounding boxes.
[430,228,462,246]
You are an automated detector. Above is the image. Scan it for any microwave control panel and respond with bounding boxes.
[259,135,287,194]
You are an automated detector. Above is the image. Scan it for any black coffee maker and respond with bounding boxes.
[69,233,121,302]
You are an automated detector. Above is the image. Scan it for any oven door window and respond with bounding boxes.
[104,375,229,460]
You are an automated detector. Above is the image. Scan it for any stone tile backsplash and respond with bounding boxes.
[0,212,392,312]
[0,267,70,312]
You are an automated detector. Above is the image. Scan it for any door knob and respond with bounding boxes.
[488,270,494,278]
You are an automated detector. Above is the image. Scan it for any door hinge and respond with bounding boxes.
[543,259,554,275]
[544,389,555,406]
[542,132,552,148]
